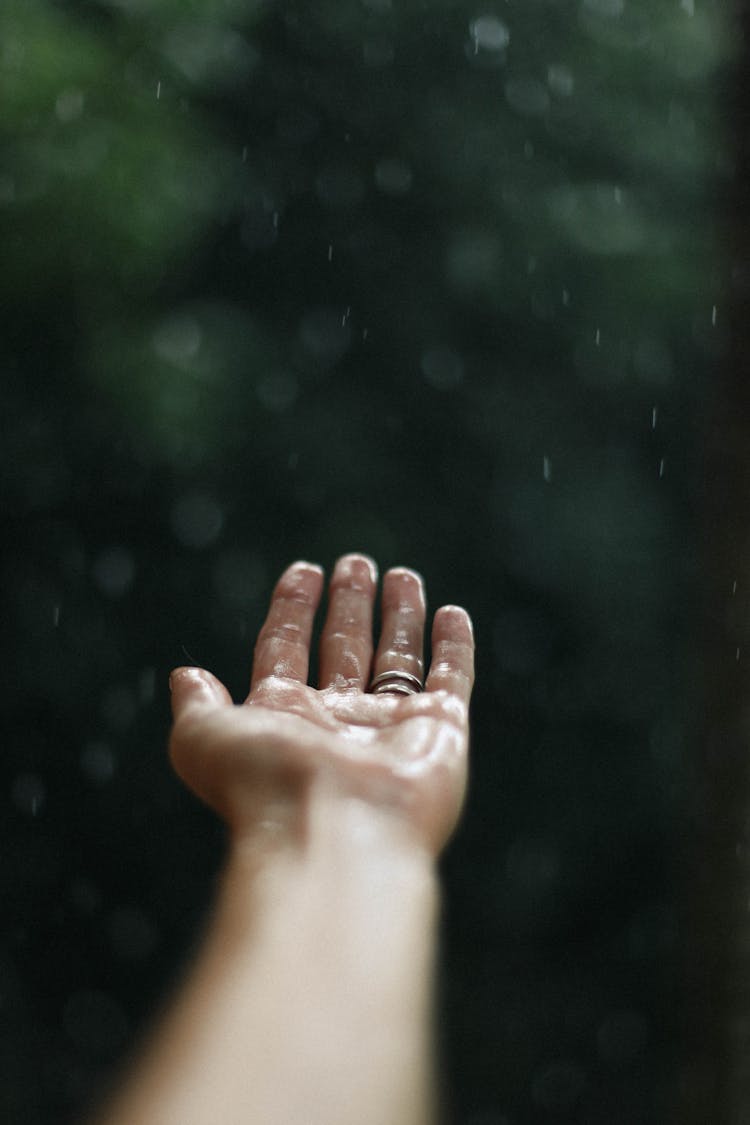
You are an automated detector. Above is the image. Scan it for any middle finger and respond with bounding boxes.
[318,553,378,691]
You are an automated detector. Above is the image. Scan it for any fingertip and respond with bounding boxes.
[169,667,231,716]
[289,559,325,577]
[331,552,379,589]
[433,605,474,642]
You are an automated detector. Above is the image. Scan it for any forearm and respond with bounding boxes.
[96,788,441,1125]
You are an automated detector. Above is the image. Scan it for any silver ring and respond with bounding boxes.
[369,670,424,696]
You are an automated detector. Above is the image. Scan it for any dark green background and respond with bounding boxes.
[0,1,740,1122]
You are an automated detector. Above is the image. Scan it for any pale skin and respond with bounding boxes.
[94,553,475,1125]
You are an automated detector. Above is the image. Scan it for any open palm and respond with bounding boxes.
[169,555,475,856]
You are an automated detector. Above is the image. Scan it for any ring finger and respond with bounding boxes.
[370,567,426,691]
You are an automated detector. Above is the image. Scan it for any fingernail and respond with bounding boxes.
[291,559,323,573]
[441,605,474,636]
[335,553,378,584]
[388,566,424,586]
[358,554,378,583]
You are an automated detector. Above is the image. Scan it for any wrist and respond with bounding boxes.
[220,781,438,933]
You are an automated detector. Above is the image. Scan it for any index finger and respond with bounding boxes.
[249,561,324,691]
[424,605,475,705]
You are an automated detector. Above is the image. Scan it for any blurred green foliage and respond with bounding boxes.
[0,0,739,1122]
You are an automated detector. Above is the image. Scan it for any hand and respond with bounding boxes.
[168,554,474,857]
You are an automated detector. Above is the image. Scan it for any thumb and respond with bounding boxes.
[169,666,232,719]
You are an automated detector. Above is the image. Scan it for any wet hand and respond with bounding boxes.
[168,554,474,856]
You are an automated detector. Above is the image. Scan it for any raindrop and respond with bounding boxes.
[543,456,552,482]
[11,773,46,817]
[170,491,224,549]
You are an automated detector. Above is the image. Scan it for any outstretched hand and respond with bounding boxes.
[168,554,474,857]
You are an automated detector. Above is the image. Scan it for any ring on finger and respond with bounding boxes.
[369,670,424,696]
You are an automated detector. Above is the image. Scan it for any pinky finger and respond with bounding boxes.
[424,606,475,705]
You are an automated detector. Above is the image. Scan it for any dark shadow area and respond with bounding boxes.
[0,1,742,1122]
